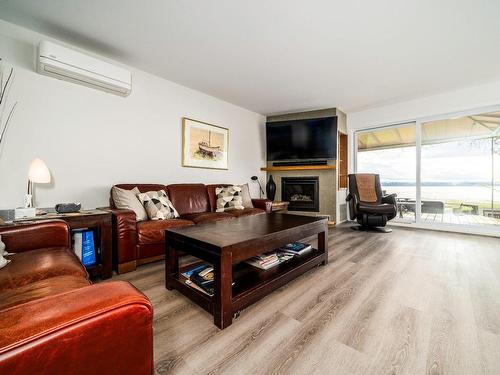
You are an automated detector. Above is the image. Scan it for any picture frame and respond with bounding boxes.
[182,117,229,170]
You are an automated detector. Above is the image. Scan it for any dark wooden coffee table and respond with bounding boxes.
[165,213,328,329]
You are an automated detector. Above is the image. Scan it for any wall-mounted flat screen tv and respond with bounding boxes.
[266,117,337,161]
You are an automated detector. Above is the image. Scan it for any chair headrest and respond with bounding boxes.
[355,174,378,203]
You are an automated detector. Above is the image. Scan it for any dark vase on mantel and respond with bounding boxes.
[266,175,276,201]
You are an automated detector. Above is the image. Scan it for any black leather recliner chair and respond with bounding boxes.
[346,173,397,232]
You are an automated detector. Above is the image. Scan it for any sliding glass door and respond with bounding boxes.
[354,108,500,231]
[421,114,499,227]
[356,122,416,223]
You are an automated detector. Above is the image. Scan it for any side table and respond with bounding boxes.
[0,208,113,280]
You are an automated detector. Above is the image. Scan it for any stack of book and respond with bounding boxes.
[246,252,281,270]
[278,242,312,256]
[181,264,214,296]
[245,242,312,271]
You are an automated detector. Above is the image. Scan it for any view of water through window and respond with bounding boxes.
[356,113,500,228]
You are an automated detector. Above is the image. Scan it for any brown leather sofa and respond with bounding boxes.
[104,183,272,274]
[0,221,153,375]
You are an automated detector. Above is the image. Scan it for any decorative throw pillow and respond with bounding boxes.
[239,183,254,208]
[137,190,179,220]
[112,186,148,221]
[215,185,244,212]
[0,235,11,269]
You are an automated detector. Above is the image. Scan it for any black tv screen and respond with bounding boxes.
[266,117,337,161]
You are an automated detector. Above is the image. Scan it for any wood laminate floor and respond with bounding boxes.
[116,225,500,375]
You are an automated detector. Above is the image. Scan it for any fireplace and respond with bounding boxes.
[281,177,319,212]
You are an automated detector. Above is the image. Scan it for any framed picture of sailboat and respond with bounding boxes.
[182,117,229,170]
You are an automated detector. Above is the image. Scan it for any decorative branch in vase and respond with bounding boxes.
[0,58,18,154]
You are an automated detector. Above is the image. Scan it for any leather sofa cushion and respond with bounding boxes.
[180,212,234,224]
[137,243,164,260]
[167,184,210,215]
[0,275,90,310]
[0,248,88,291]
[358,202,396,215]
[137,219,194,245]
[227,207,265,217]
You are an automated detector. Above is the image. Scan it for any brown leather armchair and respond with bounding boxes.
[0,221,153,374]
[346,173,397,232]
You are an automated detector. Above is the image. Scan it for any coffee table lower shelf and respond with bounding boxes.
[167,248,327,324]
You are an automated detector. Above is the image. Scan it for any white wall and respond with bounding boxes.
[0,20,266,210]
[348,80,500,131]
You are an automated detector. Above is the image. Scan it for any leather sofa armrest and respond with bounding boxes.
[0,220,70,253]
[252,199,273,213]
[99,207,138,268]
[0,281,153,375]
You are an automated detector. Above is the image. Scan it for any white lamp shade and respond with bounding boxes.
[28,158,51,183]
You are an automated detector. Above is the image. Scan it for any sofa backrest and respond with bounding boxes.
[167,184,210,215]
[110,184,168,208]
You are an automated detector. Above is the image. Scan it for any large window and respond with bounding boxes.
[357,123,416,223]
[355,109,500,230]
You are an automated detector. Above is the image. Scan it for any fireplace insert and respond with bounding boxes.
[281,177,319,212]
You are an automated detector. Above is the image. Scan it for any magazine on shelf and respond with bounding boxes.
[279,242,312,255]
[181,263,208,279]
[72,229,96,266]
[245,250,295,270]
[185,279,213,296]
[72,231,83,261]
[191,267,214,295]
[81,230,96,266]
[181,263,215,296]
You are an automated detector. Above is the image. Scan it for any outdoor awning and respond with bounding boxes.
[357,111,500,151]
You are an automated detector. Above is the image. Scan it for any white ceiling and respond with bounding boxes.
[1,0,500,115]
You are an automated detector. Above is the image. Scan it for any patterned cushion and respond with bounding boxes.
[137,190,179,220]
[215,186,244,212]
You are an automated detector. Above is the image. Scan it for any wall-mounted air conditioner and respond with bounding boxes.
[37,41,132,96]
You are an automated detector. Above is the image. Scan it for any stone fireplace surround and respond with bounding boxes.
[266,163,337,221]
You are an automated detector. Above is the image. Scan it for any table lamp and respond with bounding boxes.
[26,158,50,207]
[15,158,51,219]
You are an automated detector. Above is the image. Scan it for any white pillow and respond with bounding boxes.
[239,183,254,208]
[112,186,148,221]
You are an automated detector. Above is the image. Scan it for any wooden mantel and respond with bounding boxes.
[260,165,336,172]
